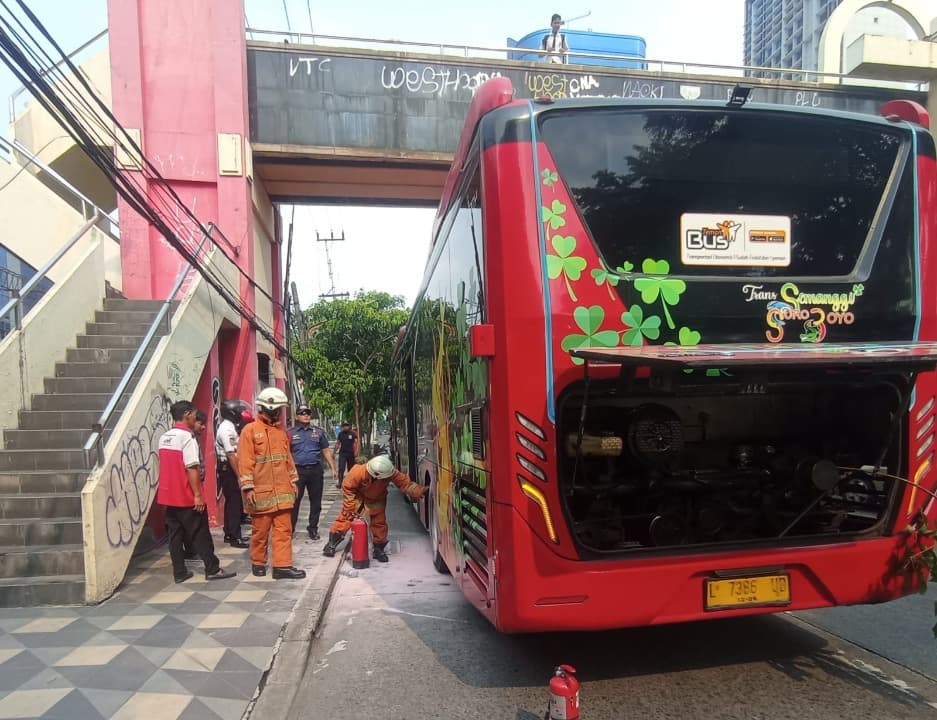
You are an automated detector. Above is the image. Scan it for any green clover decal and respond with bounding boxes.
[665,327,702,347]
[541,169,559,187]
[633,259,686,330]
[541,200,567,230]
[617,261,634,274]
[560,306,620,365]
[621,305,662,346]
[852,283,864,297]
[591,265,620,300]
[547,235,587,301]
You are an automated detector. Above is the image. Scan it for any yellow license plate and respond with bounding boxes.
[705,574,791,611]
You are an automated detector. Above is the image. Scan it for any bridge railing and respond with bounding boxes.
[244,27,929,90]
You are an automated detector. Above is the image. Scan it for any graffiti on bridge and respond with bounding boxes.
[104,395,171,548]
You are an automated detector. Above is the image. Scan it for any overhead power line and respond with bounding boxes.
[0,0,308,370]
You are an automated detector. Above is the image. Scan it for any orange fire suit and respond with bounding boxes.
[237,416,298,568]
[330,462,426,543]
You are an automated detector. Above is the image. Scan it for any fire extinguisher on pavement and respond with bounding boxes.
[545,664,580,720]
[351,516,369,569]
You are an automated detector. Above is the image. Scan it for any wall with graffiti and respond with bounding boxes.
[81,248,241,603]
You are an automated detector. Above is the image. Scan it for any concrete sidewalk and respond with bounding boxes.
[0,484,346,720]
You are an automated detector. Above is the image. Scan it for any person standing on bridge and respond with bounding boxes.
[323,455,427,563]
[542,13,569,64]
[238,387,306,580]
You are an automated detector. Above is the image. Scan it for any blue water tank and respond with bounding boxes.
[507,28,647,69]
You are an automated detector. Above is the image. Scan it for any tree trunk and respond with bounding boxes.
[354,393,362,456]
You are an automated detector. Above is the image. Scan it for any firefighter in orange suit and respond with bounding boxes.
[238,387,306,580]
[323,455,427,562]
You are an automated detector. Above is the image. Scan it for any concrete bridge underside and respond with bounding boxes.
[246,41,930,206]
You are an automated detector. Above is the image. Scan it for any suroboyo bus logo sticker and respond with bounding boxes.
[680,213,791,267]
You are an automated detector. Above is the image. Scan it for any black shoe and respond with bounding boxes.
[272,566,307,580]
[226,538,249,549]
[251,564,266,577]
[174,570,194,583]
[308,529,320,541]
[373,543,389,563]
[323,531,344,557]
[206,568,237,581]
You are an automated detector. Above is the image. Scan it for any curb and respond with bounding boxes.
[242,543,347,719]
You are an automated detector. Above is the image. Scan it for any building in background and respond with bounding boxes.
[744,0,920,73]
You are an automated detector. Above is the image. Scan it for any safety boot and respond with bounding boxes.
[322,531,344,557]
[373,542,389,563]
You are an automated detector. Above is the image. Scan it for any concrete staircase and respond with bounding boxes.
[0,297,165,607]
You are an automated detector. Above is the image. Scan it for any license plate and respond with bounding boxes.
[704,574,791,611]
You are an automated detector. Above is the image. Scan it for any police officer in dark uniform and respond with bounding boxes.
[289,406,337,540]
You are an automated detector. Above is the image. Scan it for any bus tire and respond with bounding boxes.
[429,489,450,575]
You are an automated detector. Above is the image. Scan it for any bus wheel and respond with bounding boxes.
[429,490,450,575]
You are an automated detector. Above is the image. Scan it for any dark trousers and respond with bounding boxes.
[218,464,243,540]
[338,452,355,484]
[165,506,220,579]
[292,463,324,534]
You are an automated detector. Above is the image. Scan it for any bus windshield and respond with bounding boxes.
[539,108,909,278]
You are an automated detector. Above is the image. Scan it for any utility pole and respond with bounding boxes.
[316,230,350,300]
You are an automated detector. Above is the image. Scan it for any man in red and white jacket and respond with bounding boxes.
[158,400,236,583]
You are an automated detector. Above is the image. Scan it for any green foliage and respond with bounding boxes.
[292,291,408,437]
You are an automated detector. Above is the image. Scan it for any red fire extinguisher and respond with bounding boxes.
[351,516,369,570]
[546,664,579,720]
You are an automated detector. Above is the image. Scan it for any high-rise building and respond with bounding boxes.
[744,0,919,73]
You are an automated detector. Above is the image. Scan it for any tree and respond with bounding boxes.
[293,291,408,451]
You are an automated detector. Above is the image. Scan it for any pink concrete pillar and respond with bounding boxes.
[108,0,260,400]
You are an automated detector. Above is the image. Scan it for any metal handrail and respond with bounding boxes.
[8,28,109,123]
[0,213,100,334]
[83,224,216,467]
[244,27,930,89]
[0,136,119,237]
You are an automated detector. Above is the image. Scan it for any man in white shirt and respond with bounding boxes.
[215,399,250,548]
[542,13,569,64]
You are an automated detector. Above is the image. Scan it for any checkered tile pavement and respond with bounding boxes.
[0,484,343,720]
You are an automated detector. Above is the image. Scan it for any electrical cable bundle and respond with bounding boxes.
[0,0,305,368]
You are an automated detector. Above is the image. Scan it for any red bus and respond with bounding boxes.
[390,77,937,632]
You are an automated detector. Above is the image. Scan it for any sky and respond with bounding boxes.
[0,0,746,309]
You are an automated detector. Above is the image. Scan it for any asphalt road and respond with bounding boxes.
[288,491,937,720]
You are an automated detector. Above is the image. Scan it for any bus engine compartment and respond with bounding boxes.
[556,375,909,554]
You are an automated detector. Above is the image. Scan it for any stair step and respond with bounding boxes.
[3,429,108,450]
[76,334,148,349]
[0,449,90,472]
[103,298,165,312]
[86,321,166,336]
[94,309,162,324]
[17,409,118,431]
[0,575,85,607]
[55,361,130,378]
[66,347,149,364]
[0,517,83,546]
[0,493,82,519]
[0,472,87,494]
[0,544,84,578]
[44,377,124,394]
[31,393,129,412]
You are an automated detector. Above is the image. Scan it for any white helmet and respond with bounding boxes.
[366,455,395,480]
[256,386,289,412]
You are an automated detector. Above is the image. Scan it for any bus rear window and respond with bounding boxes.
[539,108,908,278]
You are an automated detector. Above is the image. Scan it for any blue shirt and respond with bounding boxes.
[289,424,329,465]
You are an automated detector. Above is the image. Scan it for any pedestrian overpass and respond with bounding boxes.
[245,35,928,206]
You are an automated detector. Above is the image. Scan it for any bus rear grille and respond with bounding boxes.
[471,407,484,459]
[460,478,488,587]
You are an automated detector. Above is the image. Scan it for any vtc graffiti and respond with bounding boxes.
[104,395,171,548]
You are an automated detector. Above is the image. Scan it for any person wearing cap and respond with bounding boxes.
[238,387,306,580]
[289,406,336,540]
[333,420,358,489]
[322,455,427,562]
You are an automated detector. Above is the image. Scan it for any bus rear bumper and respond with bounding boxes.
[494,507,915,633]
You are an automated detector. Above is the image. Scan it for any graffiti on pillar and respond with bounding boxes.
[289,56,331,77]
[167,360,183,398]
[104,395,171,548]
[380,65,502,97]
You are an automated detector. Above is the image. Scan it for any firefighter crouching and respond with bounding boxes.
[323,455,427,562]
[238,387,306,580]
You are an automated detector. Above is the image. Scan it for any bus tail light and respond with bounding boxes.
[519,477,559,543]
